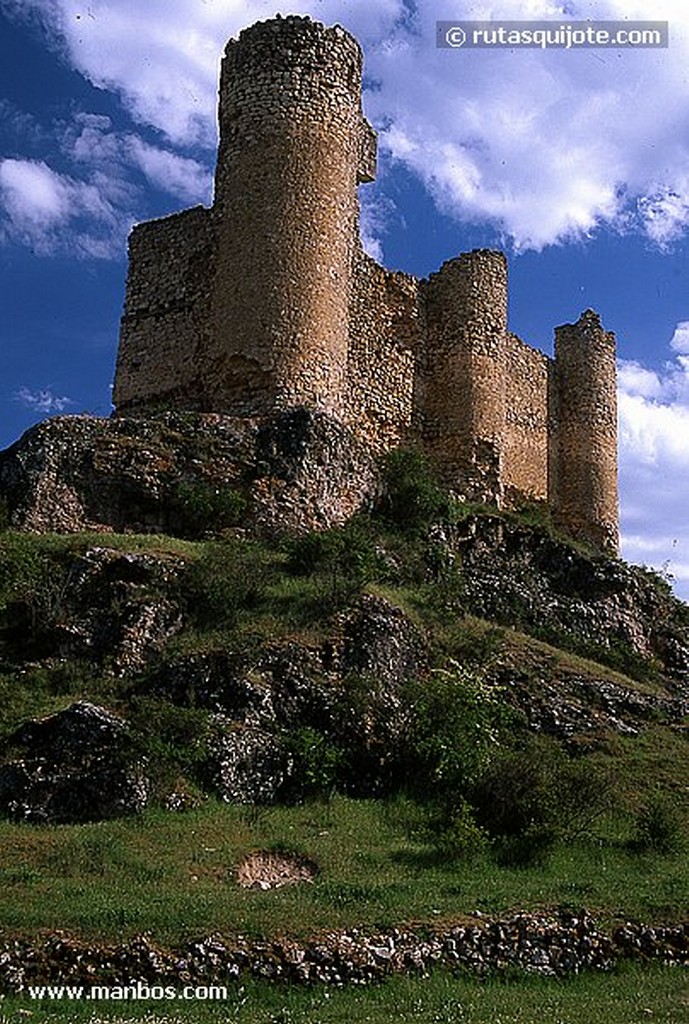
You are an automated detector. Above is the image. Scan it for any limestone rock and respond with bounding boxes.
[446,515,689,681]
[0,702,150,823]
[202,719,292,804]
[0,408,377,537]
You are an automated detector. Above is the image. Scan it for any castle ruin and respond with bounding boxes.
[113,15,619,553]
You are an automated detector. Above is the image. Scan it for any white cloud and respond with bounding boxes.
[14,387,73,414]
[13,0,404,146]
[670,321,689,355]
[618,329,689,601]
[125,137,212,205]
[0,158,128,256]
[0,159,71,227]
[5,0,689,252]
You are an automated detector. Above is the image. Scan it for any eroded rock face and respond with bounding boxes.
[0,409,377,538]
[5,545,186,674]
[202,720,292,805]
[440,515,689,681]
[0,702,150,824]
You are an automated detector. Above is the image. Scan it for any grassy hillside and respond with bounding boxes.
[0,466,687,1018]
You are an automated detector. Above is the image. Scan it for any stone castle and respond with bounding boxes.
[112,15,619,553]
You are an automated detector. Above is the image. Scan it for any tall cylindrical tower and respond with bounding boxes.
[419,250,508,502]
[551,310,619,552]
[209,15,364,415]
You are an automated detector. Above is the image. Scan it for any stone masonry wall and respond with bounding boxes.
[419,251,508,503]
[210,16,367,416]
[113,207,216,414]
[110,15,619,553]
[502,333,550,504]
[344,249,421,451]
[551,311,619,553]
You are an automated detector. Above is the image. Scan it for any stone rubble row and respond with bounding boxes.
[1,913,687,993]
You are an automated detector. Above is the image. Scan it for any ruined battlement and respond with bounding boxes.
[112,15,618,552]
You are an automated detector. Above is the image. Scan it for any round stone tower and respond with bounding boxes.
[420,250,508,502]
[209,15,365,415]
[551,310,619,553]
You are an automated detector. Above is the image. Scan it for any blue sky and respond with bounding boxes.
[1,0,689,597]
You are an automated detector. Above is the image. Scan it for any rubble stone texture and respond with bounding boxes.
[113,14,619,552]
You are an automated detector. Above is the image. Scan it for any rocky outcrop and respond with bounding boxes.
[0,912,687,992]
[202,719,292,804]
[0,702,150,823]
[438,515,689,682]
[4,545,186,673]
[0,408,377,538]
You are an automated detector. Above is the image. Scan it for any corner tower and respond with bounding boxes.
[210,15,374,415]
[550,310,619,553]
[419,250,508,502]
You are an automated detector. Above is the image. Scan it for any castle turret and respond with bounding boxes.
[209,15,374,415]
[550,310,619,552]
[419,250,508,502]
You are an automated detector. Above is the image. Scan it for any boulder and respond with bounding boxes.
[0,702,150,823]
[0,408,377,538]
[202,719,292,804]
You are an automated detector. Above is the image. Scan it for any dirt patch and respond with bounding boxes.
[236,849,320,890]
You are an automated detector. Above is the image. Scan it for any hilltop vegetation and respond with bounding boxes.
[0,451,686,1022]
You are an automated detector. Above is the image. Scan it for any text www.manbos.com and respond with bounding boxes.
[28,982,228,1001]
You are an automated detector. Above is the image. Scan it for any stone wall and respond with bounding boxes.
[113,207,216,413]
[345,249,420,451]
[210,16,369,416]
[110,15,619,554]
[419,251,508,503]
[551,311,619,553]
[502,332,550,504]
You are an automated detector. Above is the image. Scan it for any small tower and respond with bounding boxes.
[419,250,508,503]
[550,310,619,553]
[209,15,375,415]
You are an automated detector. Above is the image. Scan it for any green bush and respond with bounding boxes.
[630,794,685,855]
[493,823,558,868]
[181,538,274,629]
[284,519,382,600]
[425,798,489,862]
[283,727,344,801]
[471,740,614,864]
[170,481,247,539]
[406,662,511,800]
[377,448,453,533]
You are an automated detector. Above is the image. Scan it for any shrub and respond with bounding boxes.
[425,798,489,862]
[471,740,614,865]
[170,481,247,539]
[283,727,344,801]
[377,448,453,532]
[630,794,685,855]
[406,662,511,801]
[181,539,274,629]
[493,823,558,868]
[284,519,382,601]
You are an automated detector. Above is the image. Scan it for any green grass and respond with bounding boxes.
[0,797,685,945]
[4,963,688,1023]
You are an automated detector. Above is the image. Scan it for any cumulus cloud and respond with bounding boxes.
[4,0,689,252]
[0,158,127,256]
[8,0,404,146]
[14,387,73,414]
[618,329,689,599]
[0,109,213,256]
